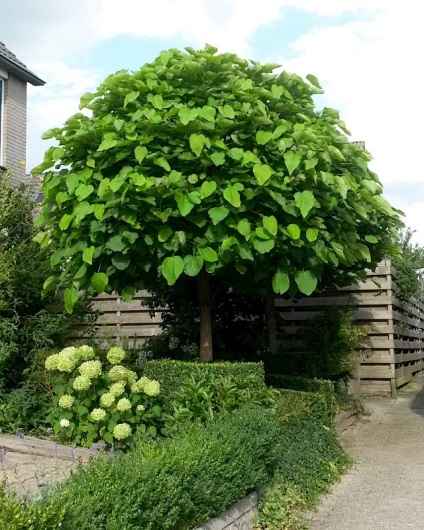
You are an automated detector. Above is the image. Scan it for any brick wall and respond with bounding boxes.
[2,73,27,185]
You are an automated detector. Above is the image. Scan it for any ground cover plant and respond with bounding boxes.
[33,45,402,360]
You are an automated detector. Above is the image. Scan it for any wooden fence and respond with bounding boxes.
[72,260,424,397]
[276,261,424,397]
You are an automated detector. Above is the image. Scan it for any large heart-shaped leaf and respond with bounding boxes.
[208,206,229,225]
[253,164,273,185]
[263,215,278,236]
[287,224,301,240]
[256,131,273,145]
[284,151,302,175]
[64,287,78,314]
[295,270,317,296]
[200,181,217,199]
[183,255,204,276]
[198,246,219,262]
[223,185,241,208]
[272,271,290,294]
[162,256,184,285]
[189,133,207,157]
[294,190,315,218]
[91,272,109,293]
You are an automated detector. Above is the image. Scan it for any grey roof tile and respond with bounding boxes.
[0,42,45,86]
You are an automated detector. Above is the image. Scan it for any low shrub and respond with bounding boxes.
[143,360,265,411]
[45,345,164,448]
[0,478,65,530]
[266,374,336,421]
[254,417,352,530]
[40,406,282,530]
[168,366,275,425]
[274,389,331,426]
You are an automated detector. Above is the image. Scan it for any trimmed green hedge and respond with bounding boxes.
[274,389,331,426]
[41,406,280,530]
[266,374,336,422]
[144,360,265,410]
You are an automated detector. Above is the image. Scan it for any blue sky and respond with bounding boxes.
[2,0,423,242]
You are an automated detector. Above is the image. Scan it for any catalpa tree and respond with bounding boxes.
[34,45,402,361]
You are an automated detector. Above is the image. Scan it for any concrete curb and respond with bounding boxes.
[195,491,259,530]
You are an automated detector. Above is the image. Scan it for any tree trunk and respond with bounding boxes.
[265,292,278,354]
[198,269,213,362]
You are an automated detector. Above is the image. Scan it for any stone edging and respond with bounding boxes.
[195,491,259,530]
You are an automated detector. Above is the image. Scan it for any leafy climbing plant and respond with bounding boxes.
[33,45,402,360]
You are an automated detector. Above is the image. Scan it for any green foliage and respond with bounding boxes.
[0,478,64,530]
[270,307,368,381]
[274,389,331,426]
[254,418,351,530]
[266,374,336,420]
[0,170,73,390]
[143,359,265,411]
[34,46,402,315]
[45,345,164,448]
[168,367,275,425]
[39,406,282,530]
[391,228,424,302]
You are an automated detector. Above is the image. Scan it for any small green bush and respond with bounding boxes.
[0,478,65,530]
[266,374,336,420]
[40,406,281,530]
[274,389,330,426]
[168,366,275,425]
[143,360,265,411]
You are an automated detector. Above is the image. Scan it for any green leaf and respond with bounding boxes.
[135,146,148,164]
[158,226,173,242]
[64,287,78,314]
[59,214,73,231]
[189,133,207,157]
[304,158,318,171]
[74,264,87,280]
[365,235,378,244]
[82,246,95,264]
[122,286,136,302]
[356,243,371,262]
[287,224,301,240]
[335,176,348,199]
[221,236,238,251]
[183,255,204,277]
[108,235,126,252]
[124,91,140,107]
[295,270,318,296]
[94,204,105,220]
[188,174,198,184]
[66,173,79,195]
[104,432,113,444]
[252,238,275,254]
[306,228,319,242]
[208,206,229,225]
[112,255,130,270]
[162,256,184,285]
[43,276,57,294]
[154,157,171,172]
[229,148,243,161]
[328,145,345,161]
[253,164,273,185]
[223,186,241,208]
[272,271,290,294]
[256,131,273,145]
[178,107,199,125]
[284,151,302,175]
[198,246,219,262]
[200,181,217,199]
[263,215,278,236]
[75,184,94,201]
[91,272,109,293]
[210,152,226,166]
[200,106,216,122]
[218,105,235,119]
[306,73,322,89]
[152,94,163,109]
[175,190,195,217]
[98,178,110,196]
[294,190,315,218]
[109,177,125,193]
[272,124,288,139]
[98,137,117,152]
[237,219,251,238]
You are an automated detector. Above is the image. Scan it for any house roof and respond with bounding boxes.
[0,42,45,86]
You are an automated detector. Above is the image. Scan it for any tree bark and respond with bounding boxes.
[265,292,278,354]
[198,268,213,362]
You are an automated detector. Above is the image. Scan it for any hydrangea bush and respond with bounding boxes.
[45,345,163,448]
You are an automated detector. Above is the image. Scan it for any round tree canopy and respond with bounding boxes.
[33,45,402,313]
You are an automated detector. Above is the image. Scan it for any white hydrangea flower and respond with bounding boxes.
[58,394,74,409]
[45,353,60,371]
[136,404,145,412]
[113,423,132,440]
[100,392,115,408]
[90,408,107,422]
[116,398,132,412]
[77,345,96,361]
[106,347,126,365]
[108,365,127,381]
[60,419,70,429]
[143,379,161,397]
[79,360,102,379]
[57,347,79,373]
[73,375,91,391]
[109,382,126,397]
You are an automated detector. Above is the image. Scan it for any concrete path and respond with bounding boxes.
[309,374,424,530]
[0,433,93,497]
